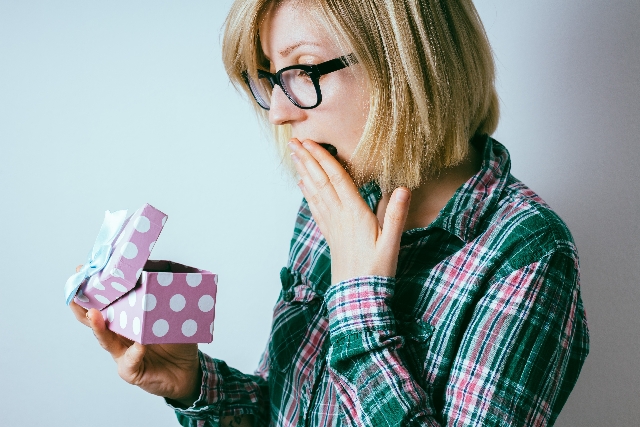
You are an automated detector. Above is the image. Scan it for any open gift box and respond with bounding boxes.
[65,204,217,344]
[101,260,217,344]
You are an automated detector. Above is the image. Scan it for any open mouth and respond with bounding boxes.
[318,143,338,157]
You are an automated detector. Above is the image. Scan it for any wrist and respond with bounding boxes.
[170,362,203,408]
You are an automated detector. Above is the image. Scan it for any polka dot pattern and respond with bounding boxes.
[95,295,110,305]
[111,282,127,292]
[75,204,167,312]
[134,216,150,233]
[198,295,215,312]
[170,294,186,312]
[133,317,141,335]
[157,272,173,286]
[128,290,137,307]
[90,278,105,291]
[111,268,125,279]
[153,319,169,337]
[186,273,202,287]
[142,294,157,311]
[121,242,138,260]
[85,249,217,343]
[182,320,197,337]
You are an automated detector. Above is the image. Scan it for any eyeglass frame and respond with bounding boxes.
[242,53,358,110]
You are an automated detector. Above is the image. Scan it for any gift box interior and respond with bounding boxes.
[143,260,201,273]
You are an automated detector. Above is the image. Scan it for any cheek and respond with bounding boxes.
[316,74,369,152]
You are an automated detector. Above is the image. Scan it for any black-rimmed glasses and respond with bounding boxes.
[242,54,357,110]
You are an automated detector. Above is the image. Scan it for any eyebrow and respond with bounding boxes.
[278,41,321,58]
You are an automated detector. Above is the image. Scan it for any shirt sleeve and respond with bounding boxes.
[443,250,589,425]
[325,275,441,426]
[325,249,589,426]
[166,349,270,427]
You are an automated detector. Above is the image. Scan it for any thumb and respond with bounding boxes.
[379,187,411,251]
[118,342,147,383]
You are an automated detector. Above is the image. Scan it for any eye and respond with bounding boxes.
[297,70,313,80]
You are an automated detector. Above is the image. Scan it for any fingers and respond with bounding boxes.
[289,139,341,208]
[379,187,411,253]
[299,139,360,200]
[70,300,91,327]
[86,309,128,360]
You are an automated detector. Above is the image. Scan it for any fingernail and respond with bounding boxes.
[395,189,410,202]
[86,311,92,321]
[288,141,296,151]
[302,141,311,149]
[291,153,300,163]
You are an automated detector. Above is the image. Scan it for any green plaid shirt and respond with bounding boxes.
[171,136,589,426]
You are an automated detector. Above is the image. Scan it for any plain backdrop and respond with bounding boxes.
[1,1,638,426]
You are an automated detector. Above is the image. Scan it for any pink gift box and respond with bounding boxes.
[74,204,167,311]
[101,260,218,344]
[68,203,219,344]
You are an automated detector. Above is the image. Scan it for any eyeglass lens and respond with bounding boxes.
[248,68,318,109]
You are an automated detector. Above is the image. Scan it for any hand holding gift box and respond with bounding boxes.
[65,204,217,344]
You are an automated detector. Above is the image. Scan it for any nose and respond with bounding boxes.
[268,85,306,125]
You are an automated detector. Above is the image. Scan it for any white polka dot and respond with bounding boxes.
[95,295,110,305]
[107,306,115,322]
[149,241,155,252]
[182,319,197,337]
[121,242,138,259]
[170,294,186,312]
[111,282,127,293]
[75,290,89,303]
[157,272,173,286]
[134,216,151,233]
[111,268,125,279]
[89,277,105,291]
[186,273,202,287]
[152,319,169,337]
[119,311,127,329]
[210,322,214,335]
[198,295,215,312]
[132,317,141,335]
[162,216,167,226]
[136,269,143,280]
[142,294,157,311]
[128,290,137,307]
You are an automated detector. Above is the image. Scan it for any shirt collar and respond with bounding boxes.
[360,135,511,244]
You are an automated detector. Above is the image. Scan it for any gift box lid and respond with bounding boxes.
[65,203,168,311]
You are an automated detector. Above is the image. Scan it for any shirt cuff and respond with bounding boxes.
[165,350,222,417]
[325,275,397,346]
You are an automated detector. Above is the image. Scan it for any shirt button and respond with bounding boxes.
[283,290,294,302]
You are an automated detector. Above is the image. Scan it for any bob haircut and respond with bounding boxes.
[222,0,499,193]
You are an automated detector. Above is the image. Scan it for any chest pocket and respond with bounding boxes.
[269,267,324,373]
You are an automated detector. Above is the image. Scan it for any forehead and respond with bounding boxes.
[258,0,336,59]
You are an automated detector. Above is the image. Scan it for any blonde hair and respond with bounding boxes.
[222,0,499,193]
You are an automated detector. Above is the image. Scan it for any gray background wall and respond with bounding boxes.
[0,1,637,425]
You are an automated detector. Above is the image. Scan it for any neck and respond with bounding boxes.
[376,145,482,231]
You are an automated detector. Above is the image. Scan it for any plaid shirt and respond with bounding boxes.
[171,136,589,426]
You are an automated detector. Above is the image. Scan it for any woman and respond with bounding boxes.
[71,0,589,425]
